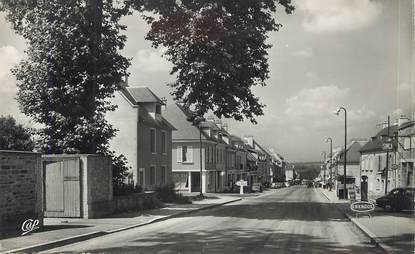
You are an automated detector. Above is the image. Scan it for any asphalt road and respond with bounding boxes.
[44,186,383,253]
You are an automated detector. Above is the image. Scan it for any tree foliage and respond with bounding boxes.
[0,0,130,154]
[0,115,35,151]
[131,0,294,123]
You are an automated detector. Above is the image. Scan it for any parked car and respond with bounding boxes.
[252,183,263,192]
[272,182,285,189]
[307,182,314,188]
[376,188,415,211]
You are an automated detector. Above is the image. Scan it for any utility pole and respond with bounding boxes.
[321,151,326,187]
[325,137,333,189]
[385,116,390,194]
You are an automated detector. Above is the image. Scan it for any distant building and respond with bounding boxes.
[285,164,297,182]
[266,148,286,183]
[107,86,175,190]
[359,117,414,197]
[397,120,414,188]
[226,134,248,186]
[163,103,227,193]
[359,125,398,197]
[333,139,368,195]
[244,136,273,186]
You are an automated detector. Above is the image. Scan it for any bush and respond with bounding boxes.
[174,193,192,204]
[155,183,191,204]
[0,115,34,151]
[155,183,176,203]
[113,182,143,196]
[142,195,162,210]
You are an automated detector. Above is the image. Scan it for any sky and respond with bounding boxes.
[0,0,413,162]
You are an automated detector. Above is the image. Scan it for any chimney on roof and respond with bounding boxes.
[161,97,167,110]
[244,136,254,147]
[118,76,129,88]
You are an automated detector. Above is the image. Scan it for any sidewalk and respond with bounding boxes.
[0,195,241,253]
[320,188,415,254]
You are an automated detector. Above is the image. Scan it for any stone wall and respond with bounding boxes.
[0,150,43,237]
[113,192,159,213]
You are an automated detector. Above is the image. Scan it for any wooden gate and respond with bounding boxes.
[44,157,81,217]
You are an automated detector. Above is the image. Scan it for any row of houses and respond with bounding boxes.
[329,116,415,198]
[107,84,287,193]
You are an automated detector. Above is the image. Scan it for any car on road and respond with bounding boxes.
[251,183,263,192]
[376,187,415,211]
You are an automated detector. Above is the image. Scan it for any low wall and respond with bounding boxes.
[81,192,159,218]
[0,150,43,237]
[113,192,159,213]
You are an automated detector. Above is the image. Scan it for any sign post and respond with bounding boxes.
[236,179,248,195]
[382,142,393,151]
[350,201,375,218]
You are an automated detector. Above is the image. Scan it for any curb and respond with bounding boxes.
[3,198,242,253]
[318,189,392,254]
[1,231,107,254]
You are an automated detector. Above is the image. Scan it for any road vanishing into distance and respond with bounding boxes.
[44,186,383,253]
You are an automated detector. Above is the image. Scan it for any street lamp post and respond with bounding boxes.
[199,123,203,197]
[325,137,333,190]
[336,107,347,199]
[321,151,326,187]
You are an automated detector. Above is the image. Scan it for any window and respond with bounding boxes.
[150,166,156,185]
[236,155,241,169]
[206,146,209,163]
[150,129,156,153]
[161,166,166,184]
[377,156,381,171]
[183,146,188,162]
[161,131,167,154]
[390,189,400,196]
[177,145,193,163]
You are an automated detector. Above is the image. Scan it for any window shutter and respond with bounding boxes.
[375,156,380,171]
[188,146,193,162]
[404,137,411,150]
[177,146,182,163]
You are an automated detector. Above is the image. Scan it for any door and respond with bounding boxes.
[191,172,200,192]
[44,161,64,217]
[44,158,81,217]
[217,171,222,192]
